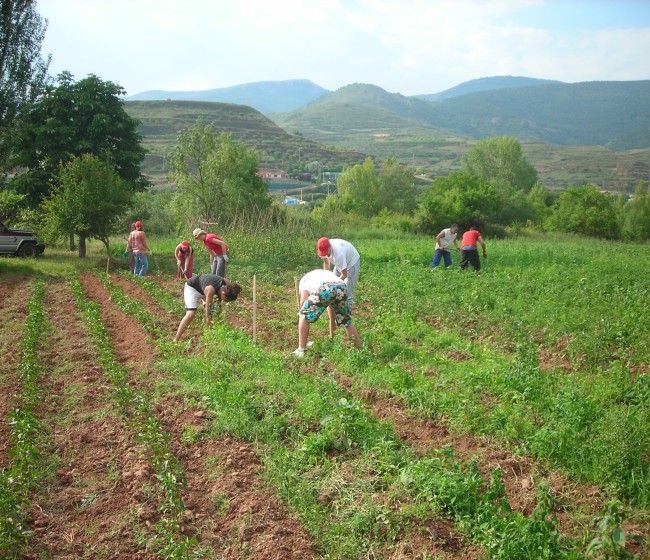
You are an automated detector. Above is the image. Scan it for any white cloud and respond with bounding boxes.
[37,0,650,96]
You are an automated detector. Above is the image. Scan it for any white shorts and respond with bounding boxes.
[183,283,204,310]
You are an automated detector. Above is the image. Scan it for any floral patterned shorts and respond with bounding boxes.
[300,282,352,326]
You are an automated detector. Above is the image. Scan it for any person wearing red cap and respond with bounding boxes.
[125,220,150,276]
[174,240,194,279]
[317,237,360,309]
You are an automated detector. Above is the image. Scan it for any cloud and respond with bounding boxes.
[38,0,650,96]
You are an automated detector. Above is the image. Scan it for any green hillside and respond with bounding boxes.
[124,100,366,185]
[269,82,650,193]
[431,80,650,146]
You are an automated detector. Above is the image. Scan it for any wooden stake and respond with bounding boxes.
[253,274,257,344]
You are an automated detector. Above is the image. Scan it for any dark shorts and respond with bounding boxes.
[300,282,352,326]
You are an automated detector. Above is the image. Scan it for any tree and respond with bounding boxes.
[337,156,380,218]
[41,154,133,260]
[462,136,538,193]
[9,72,147,206]
[167,120,271,228]
[378,157,417,214]
[0,0,51,168]
[415,171,498,234]
[545,185,620,239]
[621,180,650,241]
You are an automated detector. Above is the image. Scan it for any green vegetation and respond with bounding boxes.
[0,280,50,557]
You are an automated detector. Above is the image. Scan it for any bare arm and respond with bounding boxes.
[203,286,216,323]
[478,235,487,255]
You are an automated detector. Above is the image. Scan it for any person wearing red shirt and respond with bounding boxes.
[193,228,229,277]
[459,227,487,273]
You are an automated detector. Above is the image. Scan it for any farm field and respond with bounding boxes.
[1,233,649,559]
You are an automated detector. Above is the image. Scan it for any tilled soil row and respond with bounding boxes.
[116,274,484,559]
[83,272,318,559]
[0,280,29,472]
[27,278,156,559]
[146,274,608,541]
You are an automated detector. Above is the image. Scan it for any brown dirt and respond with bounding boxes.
[0,279,30,471]
[3,270,646,559]
[0,273,318,559]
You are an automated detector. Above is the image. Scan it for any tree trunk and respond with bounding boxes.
[103,239,111,274]
[69,233,76,251]
[78,234,87,258]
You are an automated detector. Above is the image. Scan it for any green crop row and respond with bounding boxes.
[0,280,50,558]
[105,272,592,559]
[69,275,196,559]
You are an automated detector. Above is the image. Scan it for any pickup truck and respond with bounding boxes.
[0,221,46,257]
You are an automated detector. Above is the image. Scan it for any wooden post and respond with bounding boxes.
[253,274,257,344]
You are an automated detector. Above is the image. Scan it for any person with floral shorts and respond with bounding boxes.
[293,269,361,357]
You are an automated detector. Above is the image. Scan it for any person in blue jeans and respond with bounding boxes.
[125,220,150,276]
[431,223,460,268]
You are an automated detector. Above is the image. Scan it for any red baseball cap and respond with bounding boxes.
[134,220,143,228]
[180,240,189,249]
[317,237,331,257]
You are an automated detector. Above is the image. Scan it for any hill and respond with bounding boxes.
[125,79,329,114]
[123,100,366,186]
[268,81,650,193]
[429,80,650,147]
[415,75,564,102]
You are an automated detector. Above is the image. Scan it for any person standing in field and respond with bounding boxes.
[293,268,361,358]
[459,226,487,273]
[193,228,229,277]
[173,274,241,342]
[430,223,460,269]
[174,240,194,279]
[125,220,150,277]
[127,223,136,272]
[317,237,360,309]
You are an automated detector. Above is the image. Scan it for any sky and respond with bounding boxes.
[36,0,650,97]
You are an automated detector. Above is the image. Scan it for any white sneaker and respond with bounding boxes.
[292,348,306,357]
[306,341,314,348]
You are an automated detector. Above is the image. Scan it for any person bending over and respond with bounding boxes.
[173,274,241,342]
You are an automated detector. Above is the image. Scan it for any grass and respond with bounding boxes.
[2,227,648,558]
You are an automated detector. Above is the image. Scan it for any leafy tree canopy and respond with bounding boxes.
[337,156,380,218]
[545,185,620,239]
[415,171,498,234]
[9,72,147,206]
[378,157,417,215]
[167,119,271,228]
[41,153,134,258]
[462,136,538,193]
[621,180,650,242]
[0,0,51,168]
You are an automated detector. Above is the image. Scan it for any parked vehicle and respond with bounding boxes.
[0,221,46,257]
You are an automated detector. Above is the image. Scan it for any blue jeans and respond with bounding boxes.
[133,252,148,276]
[431,249,452,268]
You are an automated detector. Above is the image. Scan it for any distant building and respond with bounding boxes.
[283,197,308,205]
[258,168,289,180]
[322,171,341,182]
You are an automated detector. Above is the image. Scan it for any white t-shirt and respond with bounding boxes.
[328,239,360,271]
[436,228,457,251]
[299,269,342,294]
